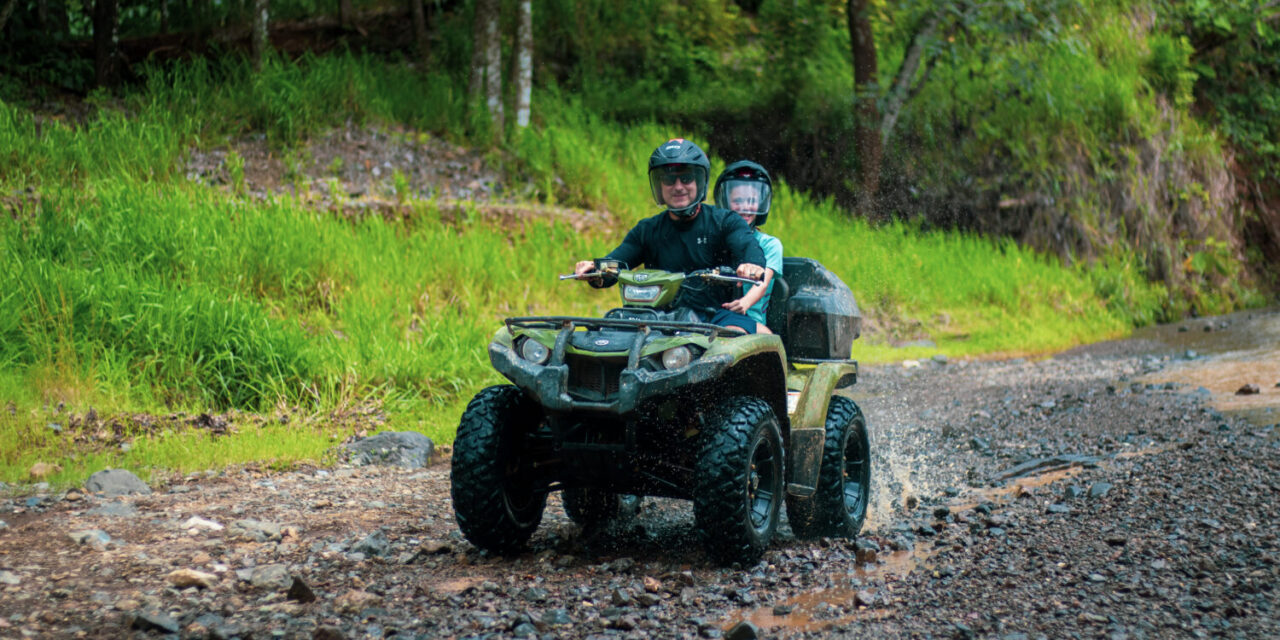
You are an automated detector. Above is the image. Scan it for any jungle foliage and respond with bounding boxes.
[0,0,1275,480]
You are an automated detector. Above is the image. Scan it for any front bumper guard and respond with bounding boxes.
[491,316,737,415]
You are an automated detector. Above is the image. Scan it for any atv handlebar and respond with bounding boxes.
[692,270,760,287]
[559,267,760,285]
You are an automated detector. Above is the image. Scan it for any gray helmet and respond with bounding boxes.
[648,139,710,218]
[713,160,773,227]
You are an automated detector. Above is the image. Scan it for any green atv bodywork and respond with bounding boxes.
[451,257,869,565]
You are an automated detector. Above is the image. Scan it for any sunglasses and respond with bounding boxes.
[660,173,697,186]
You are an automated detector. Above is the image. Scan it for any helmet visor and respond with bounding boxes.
[714,179,772,217]
[649,164,708,209]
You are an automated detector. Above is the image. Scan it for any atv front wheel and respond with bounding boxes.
[451,385,549,554]
[786,396,870,539]
[563,489,641,530]
[694,396,784,566]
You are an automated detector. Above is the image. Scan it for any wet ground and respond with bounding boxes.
[0,309,1277,638]
[1129,309,1280,425]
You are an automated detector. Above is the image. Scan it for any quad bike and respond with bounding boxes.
[450,257,870,565]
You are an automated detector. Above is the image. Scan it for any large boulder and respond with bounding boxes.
[340,431,435,468]
[85,469,151,497]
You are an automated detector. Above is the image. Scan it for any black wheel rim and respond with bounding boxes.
[502,427,546,527]
[747,435,781,532]
[841,425,868,519]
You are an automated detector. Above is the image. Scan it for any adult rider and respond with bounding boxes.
[572,139,767,333]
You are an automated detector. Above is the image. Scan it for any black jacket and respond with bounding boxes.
[598,204,766,313]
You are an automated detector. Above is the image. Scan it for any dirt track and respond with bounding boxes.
[1,311,1278,639]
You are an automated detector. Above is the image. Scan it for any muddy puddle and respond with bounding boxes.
[1132,308,1280,425]
[727,549,923,632]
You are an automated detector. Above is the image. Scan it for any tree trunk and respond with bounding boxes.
[482,0,503,132]
[410,0,429,63]
[468,0,490,100]
[513,0,531,128]
[92,0,119,87]
[251,0,269,70]
[160,0,169,33]
[0,0,19,37]
[848,0,881,219]
[339,0,352,29]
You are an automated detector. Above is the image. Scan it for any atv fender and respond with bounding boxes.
[786,360,858,497]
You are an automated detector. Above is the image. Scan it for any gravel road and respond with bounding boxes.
[1,311,1277,639]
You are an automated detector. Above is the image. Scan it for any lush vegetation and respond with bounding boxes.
[0,0,1274,486]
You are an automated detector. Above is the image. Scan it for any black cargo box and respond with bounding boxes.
[766,258,861,361]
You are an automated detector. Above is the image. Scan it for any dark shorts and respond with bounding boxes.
[706,309,757,334]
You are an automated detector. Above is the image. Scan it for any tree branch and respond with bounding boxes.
[881,9,943,146]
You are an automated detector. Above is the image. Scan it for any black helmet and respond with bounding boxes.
[648,138,710,218]
[714,160,773,227]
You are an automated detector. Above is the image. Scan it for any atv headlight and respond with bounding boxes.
[623,285,661,302]
[661,346,693,370]
[519,338,551,365]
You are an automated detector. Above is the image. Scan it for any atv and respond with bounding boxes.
[450,257,870,565]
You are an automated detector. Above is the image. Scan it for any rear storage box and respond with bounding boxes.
[780,258,861,360]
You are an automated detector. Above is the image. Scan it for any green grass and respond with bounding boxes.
[0,54,1175,489]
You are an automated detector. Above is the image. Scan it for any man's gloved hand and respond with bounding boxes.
[736,263,765,281]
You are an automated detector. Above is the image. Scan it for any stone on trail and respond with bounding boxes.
[340,431,435,468]
[69,529,111,547]
[167,568,218,589]
[287,577,317,603]
[85,468,151,496]
[131,610,180,634]
[335,589,382,614]
[229,519,283,542]
[181,516,224,532]
[87,501,139,517]
[0,571,20,585]
[353,530,390,557]
[725,620,761,640]
[249,564,291,590]
[314,625,348,640]
[1088,482,1113,499]
[1236,383,1260,395]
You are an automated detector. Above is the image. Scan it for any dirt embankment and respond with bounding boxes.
[1,311,1277,639]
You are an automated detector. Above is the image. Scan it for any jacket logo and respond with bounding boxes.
[697,237,708,245]
[594,339,611,346]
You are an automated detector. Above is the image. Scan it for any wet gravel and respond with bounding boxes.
[1,318,1278,639]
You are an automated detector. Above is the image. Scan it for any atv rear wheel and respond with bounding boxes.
[786,396,870,539]
[694,396,784,566]
[563,489,640,529]
[451,385,549,554]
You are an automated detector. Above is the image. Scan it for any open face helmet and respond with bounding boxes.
[714,160,773,227]
[648,138,711,219]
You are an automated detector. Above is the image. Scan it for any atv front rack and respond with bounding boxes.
[505,315,742,339]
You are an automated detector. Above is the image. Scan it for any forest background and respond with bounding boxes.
[0,0,1277,484]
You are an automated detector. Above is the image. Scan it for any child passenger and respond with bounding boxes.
[713,161,781,335]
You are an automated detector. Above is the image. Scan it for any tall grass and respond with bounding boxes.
[0,54,1170,486]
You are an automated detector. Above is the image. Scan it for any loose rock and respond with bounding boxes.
[84,469,151,496]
